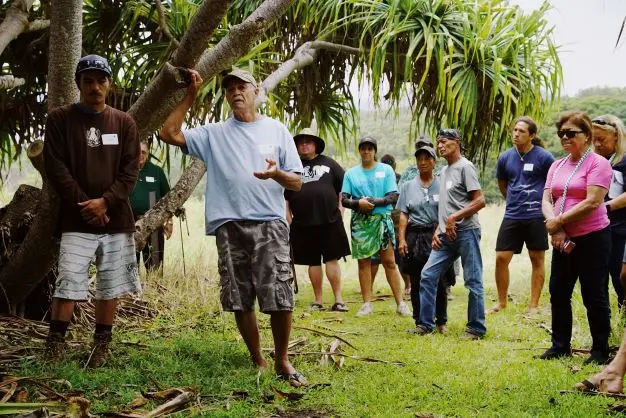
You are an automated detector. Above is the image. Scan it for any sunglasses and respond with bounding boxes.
[557,129,583,139]
[592,118,617,128]
[436,129,461,140]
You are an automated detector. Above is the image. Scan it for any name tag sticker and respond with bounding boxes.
[433,194,439,202]
[446,181,452,190]
[375,171,386,178]
[101,134,118,145]
[145,176,155,183]
[523,163,534,171]
[258,144,275,155]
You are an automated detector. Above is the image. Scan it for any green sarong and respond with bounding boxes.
[350,212,396,259]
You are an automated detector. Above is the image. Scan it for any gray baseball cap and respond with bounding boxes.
[358,136,377,151]
[221,68,257,88]
[414,144,436,159]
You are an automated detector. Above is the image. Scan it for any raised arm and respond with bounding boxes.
[159,70,203,147]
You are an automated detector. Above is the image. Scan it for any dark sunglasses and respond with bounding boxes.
[557,129,583,139]
[592,118,616,128]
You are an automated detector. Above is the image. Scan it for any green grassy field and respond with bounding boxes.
[12,201,626,417]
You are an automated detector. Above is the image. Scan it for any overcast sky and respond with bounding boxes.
[510,0,626,95]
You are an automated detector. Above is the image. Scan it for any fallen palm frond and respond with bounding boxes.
[313,324,361,336]
[287,351,405,367]
[292,326,357,350]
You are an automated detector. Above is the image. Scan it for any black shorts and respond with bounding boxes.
[495,218,549,253]
[290,219,351,266]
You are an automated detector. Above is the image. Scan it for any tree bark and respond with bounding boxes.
[0,0,35,57]
[0,0,81,311]
[0,75,25,90]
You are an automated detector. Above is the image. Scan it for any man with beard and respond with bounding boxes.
[285,128,351,312]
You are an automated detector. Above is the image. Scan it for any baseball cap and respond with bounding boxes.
[294,128,325,154]
[221,68,257,89]
[436,128,462,142]
[358,136,377,151]
[75,55,112,77]
[414,144,437,159]
[415,135,432,149]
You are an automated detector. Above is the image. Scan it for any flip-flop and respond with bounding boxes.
[277,371,310,388]
[331,302,349,312]
[308,302,325,311]
[573,379,599,393]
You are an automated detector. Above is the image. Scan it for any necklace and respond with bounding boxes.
[515,144,533,161]
[549,146,592,215]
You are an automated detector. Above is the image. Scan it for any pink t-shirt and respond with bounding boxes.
[545,151,611,237]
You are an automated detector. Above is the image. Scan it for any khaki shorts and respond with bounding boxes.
[55,232,141,301]
[216,220,293,313]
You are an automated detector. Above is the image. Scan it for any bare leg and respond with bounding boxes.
[620,263,626,301]
[528,250,546,312]
[358,259,373,302]
[95,299,117,325]
[324,260,344,304]
[51,298,75,322]
[380,246,403,305]
[270,311,295,375]
[488,251,514,313]
[308,265,324,305]
[234,311,268,369]
[370,263,379,292]
[402,273,411,292]
[579,330,626,393]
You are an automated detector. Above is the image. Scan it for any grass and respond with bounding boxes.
[10,201,626,417]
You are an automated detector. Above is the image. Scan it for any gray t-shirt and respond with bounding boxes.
[438,157,481,233]
[182,116,303,235]
[397,177,439,226]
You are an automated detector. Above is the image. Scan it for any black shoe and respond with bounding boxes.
[535,347,571,360]
[583,352,609,366]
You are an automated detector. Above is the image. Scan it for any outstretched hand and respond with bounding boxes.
[253,158,279,180]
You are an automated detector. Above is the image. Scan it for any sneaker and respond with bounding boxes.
[356,302,373,317]
[583,352,609,366]
[408,324,434,335]
[535,347,571,360]
[43,331,66,363]
[86,331,112,368]
[396,302,411,316]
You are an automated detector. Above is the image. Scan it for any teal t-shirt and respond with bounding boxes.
[341,162,398,215]
[129,160,170,216]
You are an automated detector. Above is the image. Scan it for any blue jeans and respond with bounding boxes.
[419,228,486,335]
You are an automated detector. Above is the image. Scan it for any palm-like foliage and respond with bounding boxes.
[0,0,561,169]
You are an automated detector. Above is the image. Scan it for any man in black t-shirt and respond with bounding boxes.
[285,128,351,312]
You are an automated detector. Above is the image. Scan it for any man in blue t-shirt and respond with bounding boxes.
[158,68,308,387]
[488,116,554,314]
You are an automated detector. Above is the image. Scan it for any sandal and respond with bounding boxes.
[573,380,599,393]
[308,302,325,311]
[331,302,349,312]
[277,370,310,388]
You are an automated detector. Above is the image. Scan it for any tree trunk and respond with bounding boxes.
[0,0,81,311]
[0,0,35,56]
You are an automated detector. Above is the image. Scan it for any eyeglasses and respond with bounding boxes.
[592,118,617,128]
[557,129,583,139]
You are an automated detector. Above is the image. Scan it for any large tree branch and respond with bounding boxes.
[25,19,49,33]
[154,0,179,48]
[0,75,25,90]
[256,40,362,105]
[0,0,35,56]
[128,0,232,138]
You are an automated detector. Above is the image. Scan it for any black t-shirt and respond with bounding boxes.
[285,154,345,226]
[609,156,626,234]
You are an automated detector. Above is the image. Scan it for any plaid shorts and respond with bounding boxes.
[216,220,293,313]
[55,232,141,301]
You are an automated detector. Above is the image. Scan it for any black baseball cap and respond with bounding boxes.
[358,136,377,151]
[75,55,112,77]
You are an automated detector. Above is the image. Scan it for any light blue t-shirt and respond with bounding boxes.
[182,116,303,235]
[397,177,440,226]
[341,162,398,215]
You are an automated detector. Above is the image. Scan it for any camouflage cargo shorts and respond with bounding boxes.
[216,220,294,313]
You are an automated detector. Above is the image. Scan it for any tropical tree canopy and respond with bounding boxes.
[0,0,561,168]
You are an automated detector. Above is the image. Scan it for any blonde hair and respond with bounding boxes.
[592,114,626,166]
